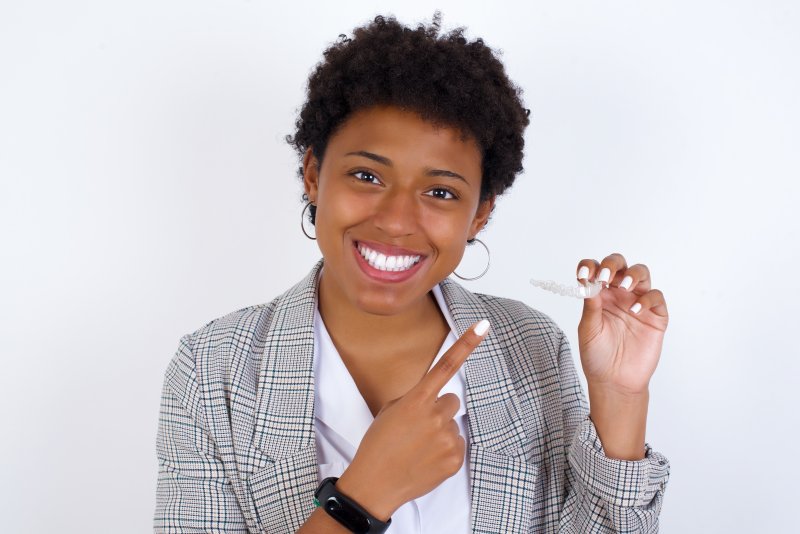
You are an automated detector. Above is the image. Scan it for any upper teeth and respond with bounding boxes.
[358,243,421,272]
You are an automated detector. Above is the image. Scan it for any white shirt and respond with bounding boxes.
[313,282,471,533]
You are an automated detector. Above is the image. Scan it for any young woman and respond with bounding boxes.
[155,14,670,534]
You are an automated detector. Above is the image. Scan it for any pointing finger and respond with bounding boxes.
[412,319,490,401]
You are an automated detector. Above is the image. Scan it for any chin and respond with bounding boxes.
[351,293,409,317]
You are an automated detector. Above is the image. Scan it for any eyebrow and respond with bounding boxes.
[345,150,469,184]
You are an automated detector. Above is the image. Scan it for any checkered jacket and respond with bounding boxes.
[155,259,670,533]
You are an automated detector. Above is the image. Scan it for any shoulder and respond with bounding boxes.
[474,292,565,339]
[437,277,569,368]
[187,300,278,355]
[164,263,321,384]
[469,291,569,372]
[161,295,284,394]
[438,277,565,341]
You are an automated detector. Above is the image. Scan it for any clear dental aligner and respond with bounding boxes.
[529,278,605,299]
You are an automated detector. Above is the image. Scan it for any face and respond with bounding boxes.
[303,104,494,316]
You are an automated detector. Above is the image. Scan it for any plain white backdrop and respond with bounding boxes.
[1,1,798,532]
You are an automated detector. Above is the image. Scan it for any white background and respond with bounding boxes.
[1,1,798,532]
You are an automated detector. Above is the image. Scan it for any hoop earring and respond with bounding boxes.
[452,238,490,281]
[300,201,316,240]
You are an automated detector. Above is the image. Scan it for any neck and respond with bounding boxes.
[316,269,446,361]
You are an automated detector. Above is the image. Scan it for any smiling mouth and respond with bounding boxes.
[355,241,423,272]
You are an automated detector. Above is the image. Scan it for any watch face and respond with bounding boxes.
[324,496,371,533]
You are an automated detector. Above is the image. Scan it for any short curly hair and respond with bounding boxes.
[286,12,530,225]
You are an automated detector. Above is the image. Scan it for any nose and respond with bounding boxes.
[372,188,419,237]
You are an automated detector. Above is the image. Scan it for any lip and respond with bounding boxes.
[352,240,427,283]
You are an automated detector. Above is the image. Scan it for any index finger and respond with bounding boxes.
[412,319,490,400]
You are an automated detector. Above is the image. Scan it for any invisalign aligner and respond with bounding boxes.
[529,278,605,299]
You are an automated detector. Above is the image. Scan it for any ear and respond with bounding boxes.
[469,195,496,239]
[302,147,320,203]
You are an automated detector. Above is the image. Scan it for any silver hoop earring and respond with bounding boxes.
[453,238,490,281]
[301,201,317,240]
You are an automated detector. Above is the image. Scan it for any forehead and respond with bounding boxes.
[326,105,482,166]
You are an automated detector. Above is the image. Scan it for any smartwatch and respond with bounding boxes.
[313,476,392,534]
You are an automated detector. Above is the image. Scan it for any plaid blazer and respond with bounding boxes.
[155,259,670,533]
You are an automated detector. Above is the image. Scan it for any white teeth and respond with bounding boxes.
[357,243,421,272]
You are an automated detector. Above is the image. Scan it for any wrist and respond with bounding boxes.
[587,379,649,399]
[587,386,649,461]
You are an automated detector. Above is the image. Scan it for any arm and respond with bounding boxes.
[557,332,670,533]
[154,335,249,533]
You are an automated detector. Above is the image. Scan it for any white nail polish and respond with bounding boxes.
[598,267,611,284]
[620,275,633,291]
[577,266,589,280]
[474,319,490,336]
[630,302,642,314]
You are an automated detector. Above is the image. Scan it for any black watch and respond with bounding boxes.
[313,476,392,534]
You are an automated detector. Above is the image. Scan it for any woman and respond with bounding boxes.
[154,14,670,534]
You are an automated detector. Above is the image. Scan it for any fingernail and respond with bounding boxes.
[598,267,611,284]
[577,266,589,280]
[474,319,490,336]
[630,302,642,314]
[619,275,633,291]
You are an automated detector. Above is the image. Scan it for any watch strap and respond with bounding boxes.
[314,476,391,534]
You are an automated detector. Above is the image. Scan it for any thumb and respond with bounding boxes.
[580,287,604,330]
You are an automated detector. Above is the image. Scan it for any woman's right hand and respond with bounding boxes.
[334,319,491,521]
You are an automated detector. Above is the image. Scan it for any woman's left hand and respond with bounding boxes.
[576,253,669,396]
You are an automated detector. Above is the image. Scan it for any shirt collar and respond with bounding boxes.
[313,281,467,453]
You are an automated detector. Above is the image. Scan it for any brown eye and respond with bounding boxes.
[352,170,381,184]
[426,187,457,200]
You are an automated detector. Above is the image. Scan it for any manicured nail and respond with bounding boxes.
[577,266,589,280]
[598,267,611,284]
[619,275,633,291]
[474,319,490,336]
[630,302,642,314]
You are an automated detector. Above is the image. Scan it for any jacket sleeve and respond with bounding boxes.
[556,331,670,533]
[154,335,250,533]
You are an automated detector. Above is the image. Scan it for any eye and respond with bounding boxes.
[425,187,458,200]
[351,170,381,185]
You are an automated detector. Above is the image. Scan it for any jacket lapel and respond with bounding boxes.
[439,278,539,533]
[246,260,537,533]
[248,259,323,533]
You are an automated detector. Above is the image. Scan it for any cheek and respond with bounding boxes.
[313,191,370,251]
[422,211,473,253]
[424,206,474,234]
[320,181,370,217]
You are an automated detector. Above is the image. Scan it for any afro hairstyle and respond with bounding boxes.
[286,12,531,225]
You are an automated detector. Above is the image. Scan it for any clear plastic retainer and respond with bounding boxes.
[529,278,605,299]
